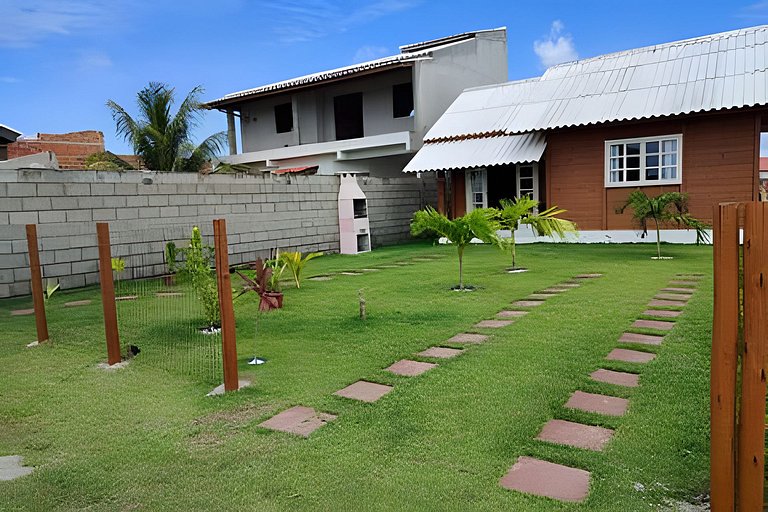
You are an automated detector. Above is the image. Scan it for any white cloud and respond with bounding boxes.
[78,51,113,71]
[352,45,390,63]
[1,0,118,47]
[533,20,578,68]
[257,0,420,44]
[0,76,21,84]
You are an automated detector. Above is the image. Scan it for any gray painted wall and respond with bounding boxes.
[0,169,436,298]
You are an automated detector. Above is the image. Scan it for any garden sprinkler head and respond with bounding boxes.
[248,357,266,365]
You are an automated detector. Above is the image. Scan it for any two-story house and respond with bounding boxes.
[204,28,508,177]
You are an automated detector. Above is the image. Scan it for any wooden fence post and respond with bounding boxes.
[213,219,239,392]
[96,223,122,365]
[737,202,768,510]
[710,204,739,511]
[25,224,49,344]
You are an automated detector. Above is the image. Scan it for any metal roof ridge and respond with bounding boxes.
[399,27,507,52]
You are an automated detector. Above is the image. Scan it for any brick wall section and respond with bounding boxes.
[0,169,436,297]
[7,131,105,170]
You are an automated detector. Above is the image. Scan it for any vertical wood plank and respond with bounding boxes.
[25,224,49,343]
[737,202,768,510]
[710,203,739,512]
[213,219,239,392]
[436,171,446,216]
[96,222,122,365]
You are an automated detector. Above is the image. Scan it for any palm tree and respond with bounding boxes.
[107,82,226,172]
[494,197,577,270]
[618,190,710,259]
[410,206,502,290]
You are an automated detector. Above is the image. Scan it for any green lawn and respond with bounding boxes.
[0,242,712,511]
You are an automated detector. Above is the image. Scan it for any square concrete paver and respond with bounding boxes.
[386,359,437,376]
[308,275,333,281]
[512,300,545,307]
[259,406,336,437]
[474,319,513,328]
[417,346,464,359]
[631,319,674,331]
[662,287,694,294]
[574,273,603,279]
[496,310,529,318]
[64,300,92,307]
[619,332,665,345]
[528,293,557,300]
[541,287,568,293]
[565,391,629,416]
[500,456,590,503]
[334,381,393,402]
[606,348,656,363]
[537,419,615,451]
[340,271,362,276]
[0,455,34,481]
[669,280,698,286]
[116,295,138,301]
[446,333,489,344]
[655,293,691,301]
[649,299,687,307]
[156,292,184,297]
[555,282,581,288]
[643,309,682,318]
[11,309,34,316]
[590,368,640,387]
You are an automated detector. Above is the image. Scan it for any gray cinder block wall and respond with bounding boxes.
[0,169,436,298]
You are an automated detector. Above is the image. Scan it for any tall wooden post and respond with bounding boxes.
[436,171,446,215]
[213,219,239,391]
[737,202,768,510]
[96,223,122,365]
[710,204,739,511]
[25,224,49,343]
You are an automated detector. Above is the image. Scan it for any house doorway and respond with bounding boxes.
[466,163,540,212]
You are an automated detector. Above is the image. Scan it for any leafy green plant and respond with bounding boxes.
[165,242,178,274]
[84,151,134,171]
[182,227,219,326]
[107,82,226,173]
[410,206,502,290]
[493,197,578,269]
[44,279,60,301]
[279,251,323,288]
[111,257,125,273]
[618,191,711,259]
[235,259,282,311]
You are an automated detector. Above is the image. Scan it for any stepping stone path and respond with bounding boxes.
[64,300,92,307]
[116,295,138,301]
[502,272,701,502]
[259,406,336,437]
[607,348,657,363]
[500,456,590,503]
[340,271,362,276]
[156,292,183,298]
[527,293,557,300]
[474,320,513,329]
[631,319,674,331]
[10,309,34,316]
[417,347,464,359]
[334,381,393,403]
[619,332,665,346]
[590,368,639,387]
[512,300,544,308]
[565,390,629,416]
[537,419,615,451]
[386,359,437,377]
[0,455,33,481]
[446,333,488,344]
[308,275,333,281]
[496,310,529,318]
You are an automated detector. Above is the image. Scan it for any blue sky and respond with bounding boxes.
[2,0,767,155]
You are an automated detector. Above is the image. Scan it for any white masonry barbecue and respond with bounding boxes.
[338,173,370,254]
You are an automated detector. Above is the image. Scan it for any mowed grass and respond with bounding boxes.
[0,242,712,511]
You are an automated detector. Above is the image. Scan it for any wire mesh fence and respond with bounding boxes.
[110,223,222,384]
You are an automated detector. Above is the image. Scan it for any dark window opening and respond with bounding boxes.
[274,102,293,133]
[392,82,414,118]
[334,92,364,140]
[353,199,367,218]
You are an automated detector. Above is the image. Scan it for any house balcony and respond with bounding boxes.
[223,131,416,168]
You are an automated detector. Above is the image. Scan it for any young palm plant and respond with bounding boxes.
[107,82,226,172]
[279,251,323,289]
[618,190,710,259]
[494,197,578,270]
[410,206,502,290]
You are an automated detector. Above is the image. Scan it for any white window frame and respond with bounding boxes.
[465,168,488,212]
[516,163,539,202]
[604,134,683,188]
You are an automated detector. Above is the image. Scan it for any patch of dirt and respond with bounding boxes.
[192,403,278,428]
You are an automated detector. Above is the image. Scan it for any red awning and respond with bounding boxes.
[272,165,319,175]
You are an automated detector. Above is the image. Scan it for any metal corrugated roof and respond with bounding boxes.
[425,25,768,141]
[402,132,546,172]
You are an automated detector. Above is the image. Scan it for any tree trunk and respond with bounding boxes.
[654,217,662,258]
[457,246,464,290]
[511,231,517,268]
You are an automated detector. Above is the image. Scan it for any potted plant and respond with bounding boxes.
[493,197,578,272]
[163,241,178,286]
[618,191,710,259]
[235,258,286,311]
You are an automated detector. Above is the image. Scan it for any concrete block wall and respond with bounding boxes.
[0,169,436,298]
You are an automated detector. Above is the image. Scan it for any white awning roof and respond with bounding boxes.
[403,132,546,173]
